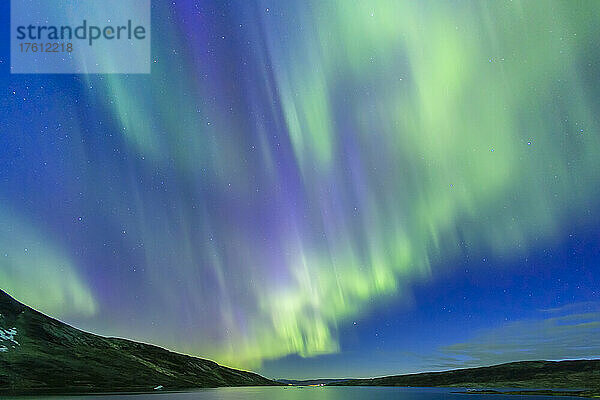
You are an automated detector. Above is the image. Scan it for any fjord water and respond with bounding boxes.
[3,387,583,400]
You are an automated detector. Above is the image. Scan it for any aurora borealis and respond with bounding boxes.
[1,0,600,379]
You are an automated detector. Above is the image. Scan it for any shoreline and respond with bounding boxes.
[453,389,600,398]
[3,386,599,398]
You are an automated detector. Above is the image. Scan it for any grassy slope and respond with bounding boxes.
[329,359,600,390]
[0,289,276,394]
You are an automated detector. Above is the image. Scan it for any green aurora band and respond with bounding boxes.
[3,0,600,369]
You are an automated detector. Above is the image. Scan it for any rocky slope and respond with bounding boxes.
[0,289,275,394]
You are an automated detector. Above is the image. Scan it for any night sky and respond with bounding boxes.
[1,0,600,380]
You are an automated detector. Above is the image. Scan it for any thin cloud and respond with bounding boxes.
[432,303,600,370]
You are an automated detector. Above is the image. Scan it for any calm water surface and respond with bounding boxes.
[2,387,585,400]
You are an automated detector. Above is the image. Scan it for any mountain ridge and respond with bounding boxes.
[0,289,277,395]
[327,359,600,390]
